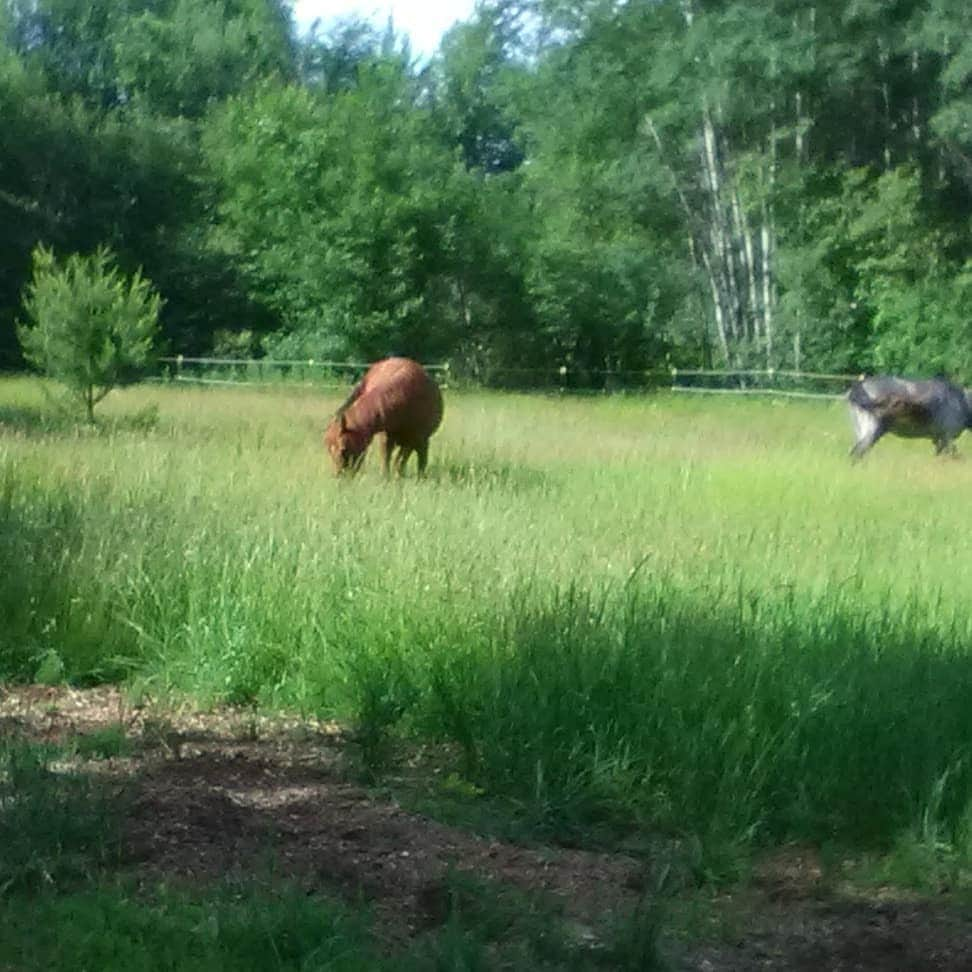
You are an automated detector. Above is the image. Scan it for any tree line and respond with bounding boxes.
[2,0,971,385]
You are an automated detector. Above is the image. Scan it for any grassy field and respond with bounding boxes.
[3,375,972,875]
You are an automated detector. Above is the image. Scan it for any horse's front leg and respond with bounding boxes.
[381,434,396,476]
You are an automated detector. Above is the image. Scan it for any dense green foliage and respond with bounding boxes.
[18,245,161,420]
[4,377,972,873]
[1,0,970,378]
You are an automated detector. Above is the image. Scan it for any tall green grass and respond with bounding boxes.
[0,871,659,971]
[0,740,125,894]
[4,376,972,863]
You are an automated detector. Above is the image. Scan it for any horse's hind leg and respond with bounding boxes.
[415,439,429,477]
[849,408,883,460]
[850,429,885,460]
[394,445,414,477]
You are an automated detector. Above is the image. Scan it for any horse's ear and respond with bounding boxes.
[339,412,348,432]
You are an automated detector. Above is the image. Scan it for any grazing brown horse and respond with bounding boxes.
[323,357,444,476]
[847,375,972,459]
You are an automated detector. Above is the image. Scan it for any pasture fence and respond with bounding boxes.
[670,368,857,400]
[158,356,452,391]
[157,356,860,400]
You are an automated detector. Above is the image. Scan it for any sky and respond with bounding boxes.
[292,0,477,60]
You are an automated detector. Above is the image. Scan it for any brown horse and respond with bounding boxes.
[323,357,444,476]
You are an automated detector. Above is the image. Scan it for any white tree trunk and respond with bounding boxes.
[702,250,731,363]
[701,108,742,351]
[733,187,760,347]
[761,214,774,367]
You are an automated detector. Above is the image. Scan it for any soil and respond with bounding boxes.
[3,684,972,970]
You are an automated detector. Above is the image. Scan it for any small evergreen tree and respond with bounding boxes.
[18,245,162,422]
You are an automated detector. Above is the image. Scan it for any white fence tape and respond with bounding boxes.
[157,358,858,398]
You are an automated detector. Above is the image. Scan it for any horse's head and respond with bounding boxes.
[323,412,369,474]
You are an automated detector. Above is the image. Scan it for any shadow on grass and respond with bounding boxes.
[0,739,128,894]
[0,722,665,970]
[0,486,138,684]
[0,402,160,438]
[0,402,77,437]
[413,579,972,879]
[429,457,553,494]
[5,697,971,971]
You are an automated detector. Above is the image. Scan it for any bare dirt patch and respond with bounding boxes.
[689,857,972,971]
[3,684,972,969]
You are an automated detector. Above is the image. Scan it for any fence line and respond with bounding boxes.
[168,375,349,389]
[671,386,844,401]
[158,356,452,390]
[155,356,859,399]
[159,356,450,372]
[670,368,859,381]
[668,365,857,401]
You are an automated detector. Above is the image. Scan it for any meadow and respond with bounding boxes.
[3,374,972,874]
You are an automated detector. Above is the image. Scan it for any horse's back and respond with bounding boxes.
[354,358,443,440]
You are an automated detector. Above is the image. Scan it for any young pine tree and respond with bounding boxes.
[18,245,162,422]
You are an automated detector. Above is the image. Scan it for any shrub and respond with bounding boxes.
[18,245,162,422]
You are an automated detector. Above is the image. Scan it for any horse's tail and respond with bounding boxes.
[847,378,873,410]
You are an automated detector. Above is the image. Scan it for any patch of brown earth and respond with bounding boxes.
[3,684,972,969]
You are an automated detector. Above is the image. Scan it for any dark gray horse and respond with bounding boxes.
[847,375,972,459]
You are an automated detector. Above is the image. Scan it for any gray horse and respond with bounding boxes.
[847,375,972,459]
